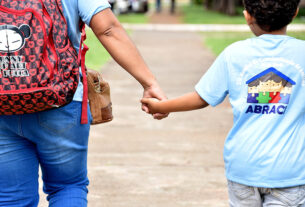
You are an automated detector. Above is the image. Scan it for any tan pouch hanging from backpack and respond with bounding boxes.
[87,69,113,125]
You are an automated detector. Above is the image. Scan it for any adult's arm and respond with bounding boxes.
[89,8,167,119]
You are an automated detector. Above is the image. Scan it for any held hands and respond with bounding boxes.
[141,98,162,115]
[141,83,168,120]
[142,92,209,116]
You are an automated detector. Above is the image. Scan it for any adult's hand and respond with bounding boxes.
[142,83,169,120]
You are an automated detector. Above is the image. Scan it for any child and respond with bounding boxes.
[141,0,305,206]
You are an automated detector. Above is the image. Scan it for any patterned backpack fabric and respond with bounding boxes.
[0,0,82,117]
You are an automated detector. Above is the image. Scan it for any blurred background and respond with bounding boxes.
[85,0,305,70]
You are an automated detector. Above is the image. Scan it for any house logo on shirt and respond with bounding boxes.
[245,67,296,115]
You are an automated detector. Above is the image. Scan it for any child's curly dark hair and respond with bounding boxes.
[243,0,300,32]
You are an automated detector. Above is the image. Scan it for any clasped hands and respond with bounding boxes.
[141,83,168,119]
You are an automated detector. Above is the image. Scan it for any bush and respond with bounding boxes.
[192,0,203,5]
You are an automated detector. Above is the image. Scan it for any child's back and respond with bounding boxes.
[196,33,305,188]
[142,0,305,205]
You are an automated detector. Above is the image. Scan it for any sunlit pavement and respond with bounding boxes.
[38,16,239,207]
[122,23,305,32]
[86,30,231,207]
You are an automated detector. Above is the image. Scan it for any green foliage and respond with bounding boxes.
[192,0,203,5]
[182,4,305,24]
[203,32,305,56]
[183,4,248,24]
[117,13,149,24]
[235,6,244,16]
[84,29,112,71]
[298,8,305,17]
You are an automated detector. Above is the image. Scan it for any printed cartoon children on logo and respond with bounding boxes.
[246,67,296,115]
[0,24,31,78]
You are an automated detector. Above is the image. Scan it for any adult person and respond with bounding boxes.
[156,0,162,13]
[170,0,175,14]
[0,0,167,206]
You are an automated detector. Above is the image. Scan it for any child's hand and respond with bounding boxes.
[142,84,168,120]
[141,98,163,115]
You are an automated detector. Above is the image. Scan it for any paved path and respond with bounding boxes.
[128,6,305,32]
[39,30,232,207]
[39,12,235,207]
[87,30,232,206]
[149,7,182,24]
[122,23,305,32]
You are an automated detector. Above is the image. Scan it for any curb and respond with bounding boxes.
[122,23,305,32]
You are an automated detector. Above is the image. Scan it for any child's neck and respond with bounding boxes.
[260,30,287,36]
[253,25,287,36]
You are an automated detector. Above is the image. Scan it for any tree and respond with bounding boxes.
[204,0,213,9]
[226,0,237,15]
[204,0,238,16]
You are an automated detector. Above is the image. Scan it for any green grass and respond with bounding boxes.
[182,4,305,24]
[182,4,246,24]
[84,29,112,71]
[288,31,305,40]
[117,13,149,24]
[202,32,253,55]
[203,32,305,56]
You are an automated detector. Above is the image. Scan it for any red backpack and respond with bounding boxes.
[0,0,89,123]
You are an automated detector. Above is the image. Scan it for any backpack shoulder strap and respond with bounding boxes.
[79,21,89,124]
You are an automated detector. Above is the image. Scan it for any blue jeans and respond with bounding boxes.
[228,180,305,207]
[0,101,91,207]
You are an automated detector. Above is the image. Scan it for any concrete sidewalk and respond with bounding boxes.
[39,26,233,207]
[122,23,305,32]
[86,31,232,206]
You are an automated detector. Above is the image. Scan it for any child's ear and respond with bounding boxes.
[293,8,299,19]
[243,10,254,25]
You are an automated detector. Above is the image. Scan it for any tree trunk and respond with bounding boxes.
[207,0,237,15]
[225,0,236,15]
[204,0,213,9]
[212,0,221,11]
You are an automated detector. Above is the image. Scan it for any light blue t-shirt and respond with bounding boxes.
[195,34,305,188]
[61,0,110,101]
